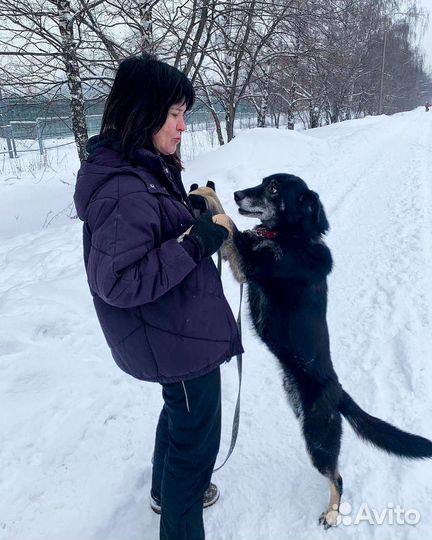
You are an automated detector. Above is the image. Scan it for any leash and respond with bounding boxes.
[217,249,222,275]
[189,185,243,471]
[214,252,243,472]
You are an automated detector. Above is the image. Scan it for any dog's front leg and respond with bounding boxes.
[228,228,269,283]
[211,221,248,284]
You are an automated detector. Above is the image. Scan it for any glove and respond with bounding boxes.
[186,212,228,260]
[189,181,216,192]
[189,181,216,217]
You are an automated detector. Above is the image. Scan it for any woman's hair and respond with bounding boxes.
[100,54,194,169]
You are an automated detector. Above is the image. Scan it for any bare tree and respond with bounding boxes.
[56,0,88,160]
[0,0,93,160]
[0,0,430,160]
[196,0,296,141]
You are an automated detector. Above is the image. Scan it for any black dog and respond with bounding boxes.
[230,173,432,528]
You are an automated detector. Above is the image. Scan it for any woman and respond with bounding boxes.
[73,55,243,539]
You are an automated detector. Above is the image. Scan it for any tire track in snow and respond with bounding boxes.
[329,113,431,394]
[324,111,432,539]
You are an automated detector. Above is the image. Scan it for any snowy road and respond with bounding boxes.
[1,109,432,539]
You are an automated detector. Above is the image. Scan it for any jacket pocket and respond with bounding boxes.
[113,323,159,380]
[93,295,142,347]
[139,289,232,343]
[144,324,230,380]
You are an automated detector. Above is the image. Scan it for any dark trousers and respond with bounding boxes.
[151,368,221,540]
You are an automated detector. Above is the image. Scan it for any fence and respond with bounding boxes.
[0,114,103,157]
[0,110,286,158]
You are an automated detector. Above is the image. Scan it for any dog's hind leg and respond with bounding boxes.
[302,403,343,529]
[318,472,343,529]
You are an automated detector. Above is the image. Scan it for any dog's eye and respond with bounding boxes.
[267,183,278,194]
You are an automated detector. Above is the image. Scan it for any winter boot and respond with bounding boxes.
[150,483,220,514]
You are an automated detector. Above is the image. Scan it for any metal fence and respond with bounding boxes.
[0,111,282,158]
[0,114,103,157]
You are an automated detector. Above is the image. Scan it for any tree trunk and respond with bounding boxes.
[224,48,236,142]
[211,110,225,146]
[309,101,319,129]
[57,0,88,162]
[286,76,298,130]
[257,88,269,128]
[195,71,225,146]
[225,103,235,142]
[287,100,295,130]
[139,1,153,53]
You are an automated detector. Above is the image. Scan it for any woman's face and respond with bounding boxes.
[153,102,187,155]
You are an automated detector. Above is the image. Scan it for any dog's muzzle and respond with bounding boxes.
[234,190,263,216]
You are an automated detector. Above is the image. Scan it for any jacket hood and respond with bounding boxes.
[73,133,178,221]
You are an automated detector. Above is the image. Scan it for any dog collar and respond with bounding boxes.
[252,227,279,240]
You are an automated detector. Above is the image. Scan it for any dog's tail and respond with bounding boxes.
[339,390,432,458]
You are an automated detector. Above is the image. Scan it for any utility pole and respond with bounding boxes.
[378,30,387,115]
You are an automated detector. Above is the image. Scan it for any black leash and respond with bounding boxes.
[214,252,243,472]
[217,248,222,275]
[188,183,243,472]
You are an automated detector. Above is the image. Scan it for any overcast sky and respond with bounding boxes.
[419,0,432,71]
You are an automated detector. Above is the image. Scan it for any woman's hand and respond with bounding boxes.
[186,212,229,260]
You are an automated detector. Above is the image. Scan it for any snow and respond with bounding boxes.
[1,108,432,539]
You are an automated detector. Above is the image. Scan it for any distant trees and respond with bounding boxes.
[0,0,430,159]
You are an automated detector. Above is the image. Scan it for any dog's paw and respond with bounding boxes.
[253,238,283,260]
[318,508,339,529]
[242,229,259,242]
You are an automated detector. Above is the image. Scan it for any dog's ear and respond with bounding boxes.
[299,190,329,234]
[299,190,320,216]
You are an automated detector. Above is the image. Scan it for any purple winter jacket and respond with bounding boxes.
[73,140,243,383]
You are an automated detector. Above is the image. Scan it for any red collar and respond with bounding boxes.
[251,227,279,240]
